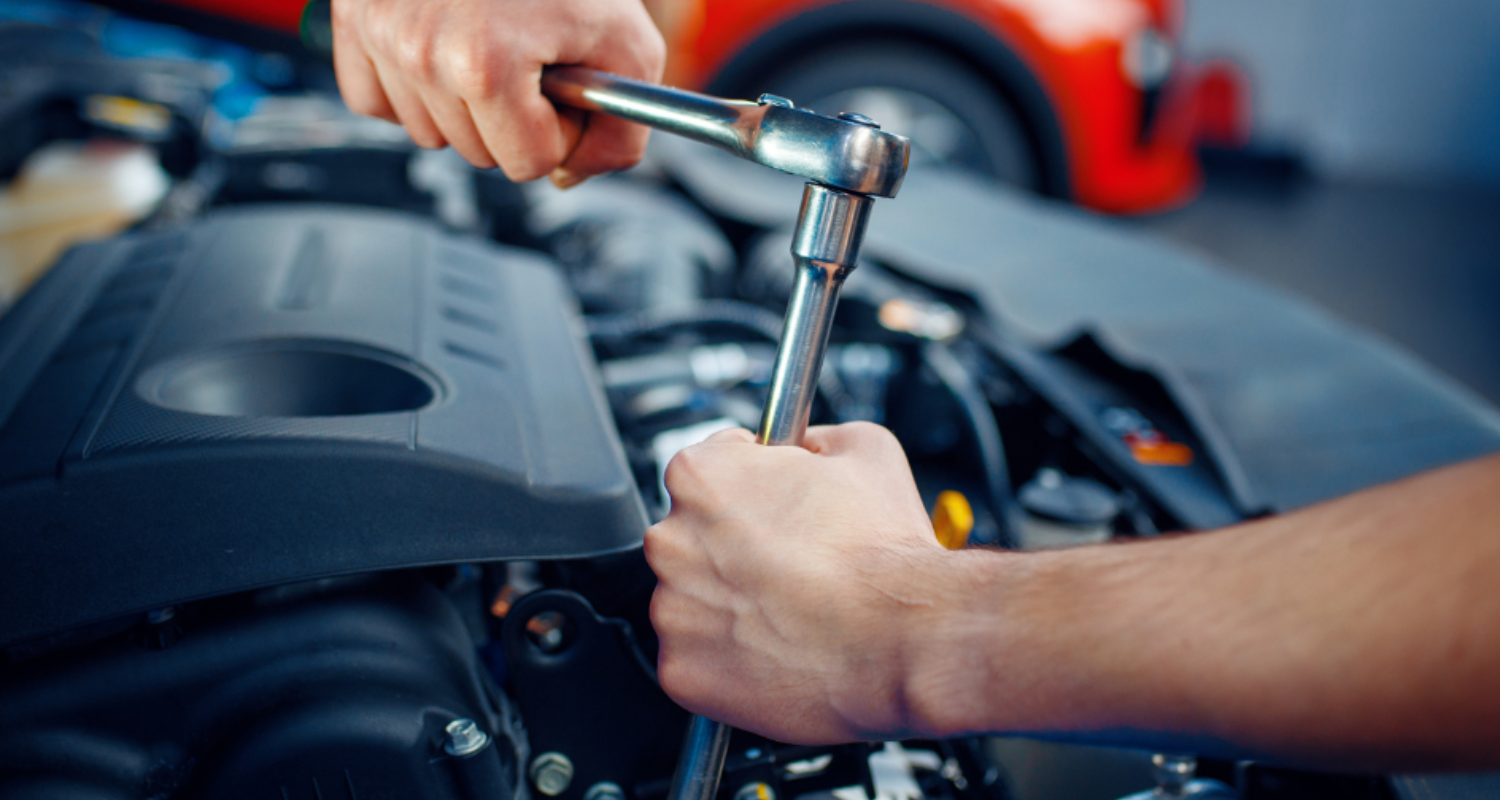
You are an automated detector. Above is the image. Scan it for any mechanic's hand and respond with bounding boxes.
[646,422,966,744]
[332,0,665,186]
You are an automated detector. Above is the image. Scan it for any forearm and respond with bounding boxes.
[916,454,1500,770]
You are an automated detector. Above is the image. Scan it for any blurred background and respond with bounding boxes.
[1137,0,1500,407]
[1,0,1497,404]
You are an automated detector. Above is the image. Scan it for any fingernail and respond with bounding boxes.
[549,167,588,190]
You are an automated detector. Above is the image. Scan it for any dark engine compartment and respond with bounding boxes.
[4,72,1480,799]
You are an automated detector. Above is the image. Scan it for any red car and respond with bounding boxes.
[132,0,1247,213]
[655,0,1247,213]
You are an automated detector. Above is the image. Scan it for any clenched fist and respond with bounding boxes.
[331,0,665,186]
[644,422,990,744]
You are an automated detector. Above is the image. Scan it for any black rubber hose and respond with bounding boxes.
[922,341,1018,545]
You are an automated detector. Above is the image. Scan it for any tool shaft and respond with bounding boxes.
[662,186,870,800]
[666,716,733,800]
[541,68,892,800]
[759,185,872,446]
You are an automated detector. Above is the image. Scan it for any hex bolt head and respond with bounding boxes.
[757,94,795,109]
[1151,753,1196,794]
[584,782,626,800]
[530,752,576,796]
[443,718,491,758]
[733,782,776,800]
[837,112,881,129]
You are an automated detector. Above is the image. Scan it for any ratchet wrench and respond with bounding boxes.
[541,65,910,800]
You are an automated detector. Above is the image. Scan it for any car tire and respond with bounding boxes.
[754,39,1041,191]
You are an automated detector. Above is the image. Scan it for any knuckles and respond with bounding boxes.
[661,445,711,500]
[654,645,709,713]
[828,421,906,464]
[844,420,900,448]
[661,442,743,514]
[654,648,688,702]
[447,39,508,101]
[630,29,667,82]
[392,29,438,84]
[641,523,677,570]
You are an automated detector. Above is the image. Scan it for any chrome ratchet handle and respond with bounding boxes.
[759,184,872,446]
[665,716,733,800]
[655,183,874,800]
[541,66,902,800]
[660,184,872,800]
[540,66,909,198]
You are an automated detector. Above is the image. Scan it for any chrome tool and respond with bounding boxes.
[542,65,910,800]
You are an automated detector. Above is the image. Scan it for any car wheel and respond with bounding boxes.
[755,39,1041,191]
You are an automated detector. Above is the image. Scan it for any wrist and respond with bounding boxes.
[898,543,1153,740]
[897,547,1035,738]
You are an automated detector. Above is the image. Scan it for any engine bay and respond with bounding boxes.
[0,80,1466,798]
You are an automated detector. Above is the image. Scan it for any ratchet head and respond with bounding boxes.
[749,98,909,197]
[541,66,910,197]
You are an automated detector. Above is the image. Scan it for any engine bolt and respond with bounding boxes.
[734,782,776,800]
[585,782,626,800]
[837,112,881,129]
[443,718,491,758]
[531,752,576,796]
[1151,753,1196,794]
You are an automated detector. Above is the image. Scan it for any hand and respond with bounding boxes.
[651,421,1500,768]
[332,0,665,186]
[645,422,967,744]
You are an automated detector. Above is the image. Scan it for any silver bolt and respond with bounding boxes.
[444,718,491,757]
[733,782,775,800]
[584,782,626,800]
[146,607,177,625]
[757,94,795,109]
[1151,753,1196,796]
[837,112,881,129]
[531,752,576,796]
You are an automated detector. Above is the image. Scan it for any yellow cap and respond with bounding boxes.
[931,490,975,550]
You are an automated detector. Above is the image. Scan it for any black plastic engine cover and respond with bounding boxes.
[0,204,648,647]
[0,575,525,799]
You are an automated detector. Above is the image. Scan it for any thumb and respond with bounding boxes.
[702,427,757,445]
[548,106,589,188]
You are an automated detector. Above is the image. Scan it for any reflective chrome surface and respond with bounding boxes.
[542,67,906,800]
[760,185,871,446]
[541,66,909,197]
[665,716,732,800]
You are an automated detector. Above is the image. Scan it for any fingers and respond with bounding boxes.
[704,427,755,445]
[372,64,446,149]
[553,13,666,184]
[331,0,668,181]
[663,423,909,513]
[660,428,755,503]
[335,0,450,152]
[331,1,395,122]
[422,92,498,169]
[464,68,576,181]
[553,103,653,187]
